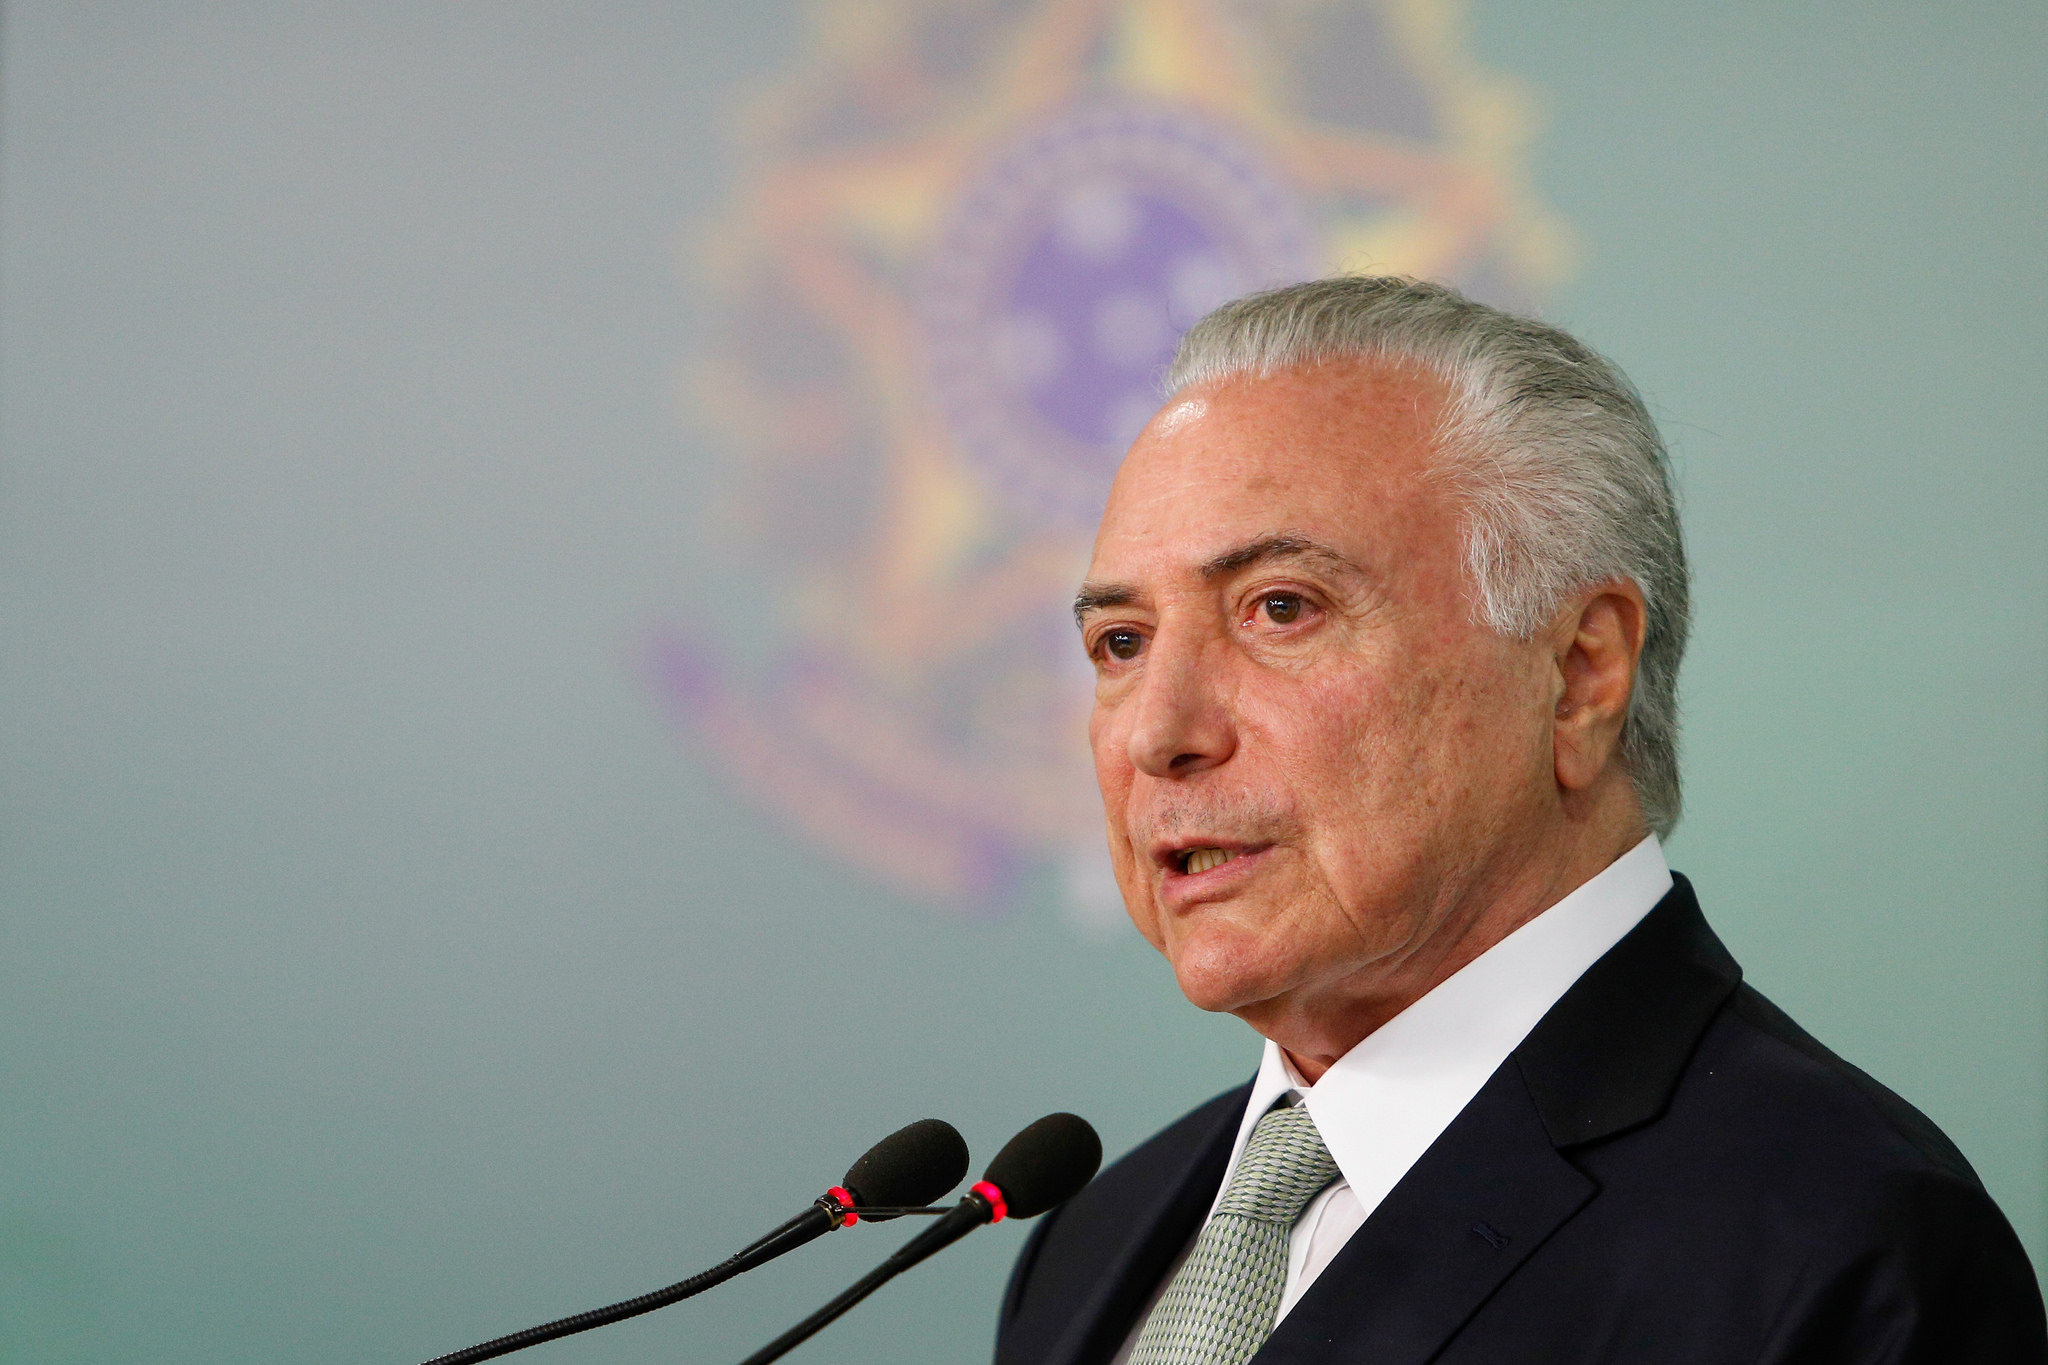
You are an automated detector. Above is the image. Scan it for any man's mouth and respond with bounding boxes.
[1179,847,1239,875]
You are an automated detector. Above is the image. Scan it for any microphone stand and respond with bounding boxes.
[735,1190,999,1365]
[729,1111,1102,1365]
[420,1195,853,1365]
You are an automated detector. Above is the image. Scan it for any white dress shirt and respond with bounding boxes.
[1113,837,1672,1362]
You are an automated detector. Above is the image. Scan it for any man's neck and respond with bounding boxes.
[1271,814,1649,1083]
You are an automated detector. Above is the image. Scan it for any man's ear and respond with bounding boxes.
[1551,581,1648,793]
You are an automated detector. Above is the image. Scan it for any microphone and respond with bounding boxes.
[420,1118,969,1365]
[735,1112,1102,1365]
[839,1117,969,1223]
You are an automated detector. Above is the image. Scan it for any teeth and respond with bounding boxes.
[1182,848,1237,875]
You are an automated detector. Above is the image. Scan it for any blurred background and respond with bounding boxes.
[1,2,2042,1361]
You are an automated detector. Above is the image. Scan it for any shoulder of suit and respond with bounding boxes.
[1710,982,1983,1188]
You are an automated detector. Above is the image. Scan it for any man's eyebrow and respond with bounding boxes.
[1072,583,1137,625]
[1199,534,1365,580]
[1072,536,1366,625]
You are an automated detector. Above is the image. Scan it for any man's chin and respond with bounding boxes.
[1165,934,1295,1017]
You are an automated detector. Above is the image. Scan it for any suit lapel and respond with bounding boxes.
[1036,1084,1247,1365]
[1514,874,1741,1146]
[1254,1063,1593,1364]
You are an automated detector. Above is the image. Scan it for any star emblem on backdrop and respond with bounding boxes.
[654,0,1567,919]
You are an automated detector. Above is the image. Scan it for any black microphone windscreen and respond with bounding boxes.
[843,1119,970,1217]
[982,1113,1102,1220]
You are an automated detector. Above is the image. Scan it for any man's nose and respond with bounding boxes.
[1124,629,1236,779]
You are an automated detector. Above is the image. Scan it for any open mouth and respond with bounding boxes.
[1178,847,1239,875]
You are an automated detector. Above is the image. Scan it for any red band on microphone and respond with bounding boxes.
[826,1186,858,1227]
[971,1179,1008,1223]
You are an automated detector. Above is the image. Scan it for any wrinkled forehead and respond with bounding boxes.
[1088,361,1458,583]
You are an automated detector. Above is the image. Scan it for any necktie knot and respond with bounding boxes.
[1127,1101,1339,1365]
[1213,1103,1339,1224]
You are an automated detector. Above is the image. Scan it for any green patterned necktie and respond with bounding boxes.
[1129,1102,1340,1365]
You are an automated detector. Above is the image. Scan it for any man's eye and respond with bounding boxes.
[1101,629,1143,661]
[1261,593,1304,624]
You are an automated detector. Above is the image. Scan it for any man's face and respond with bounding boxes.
[1079,360,1559,1037]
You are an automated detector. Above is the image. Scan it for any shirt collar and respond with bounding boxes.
[1210,836,1673,1222]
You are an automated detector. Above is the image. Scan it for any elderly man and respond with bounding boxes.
[996,277,2044,1364]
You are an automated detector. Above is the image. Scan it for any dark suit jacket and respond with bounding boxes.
[998,876,2046,1363]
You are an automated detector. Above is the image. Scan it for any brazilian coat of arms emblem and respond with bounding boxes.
[654,0,1566,920]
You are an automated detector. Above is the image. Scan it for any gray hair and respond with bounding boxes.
[1165,276,1689,837]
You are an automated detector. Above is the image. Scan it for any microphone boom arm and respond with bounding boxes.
[415,1116,971,1365]
[421,1197,847,1365]
[734,1190,999,1365]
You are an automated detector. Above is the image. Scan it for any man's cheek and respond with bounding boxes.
[1116,872,1167,951]
[1101,828,1153,929]
[1090,734,1131,798]
[1129,905,1169,955]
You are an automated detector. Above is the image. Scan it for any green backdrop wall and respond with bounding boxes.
[1,3,2042,1362]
